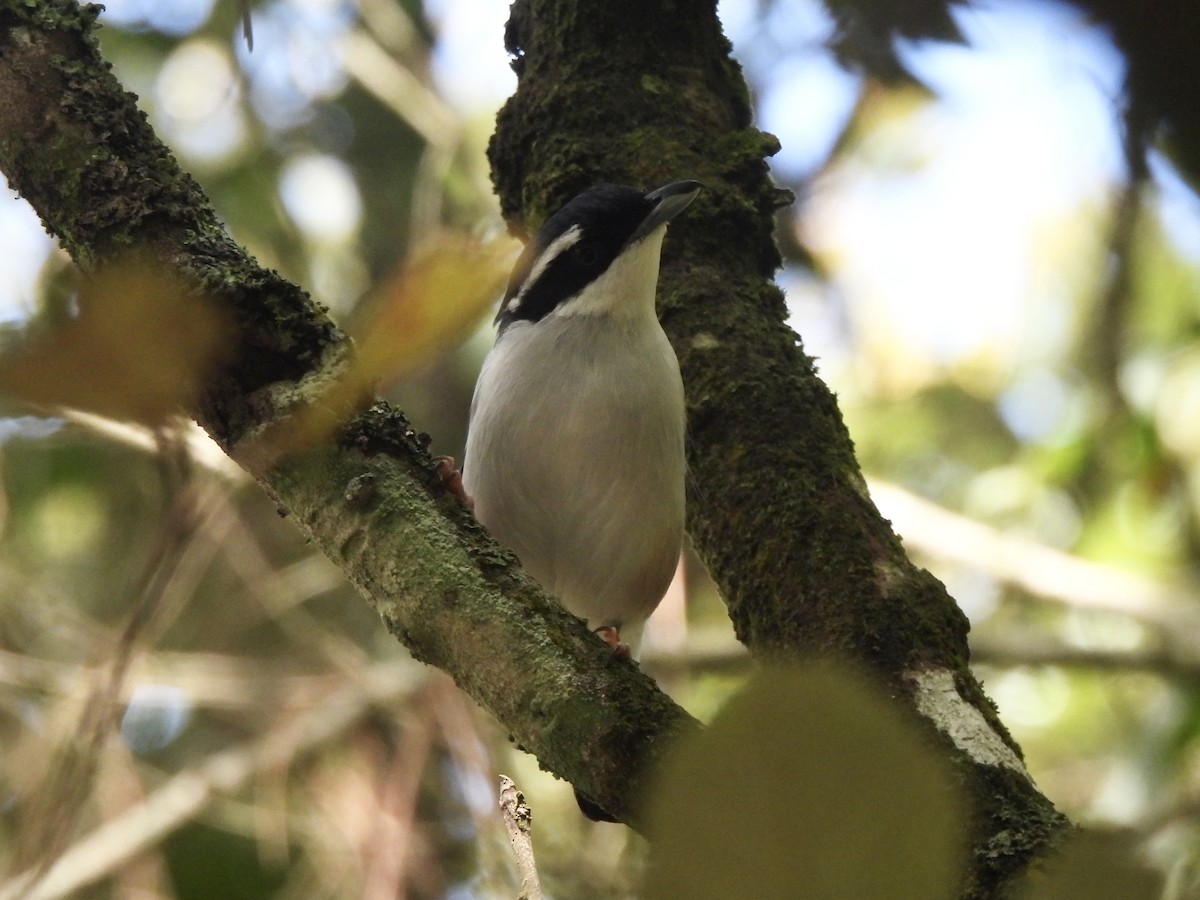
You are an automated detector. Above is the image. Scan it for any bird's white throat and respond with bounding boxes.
[547,227,667,322]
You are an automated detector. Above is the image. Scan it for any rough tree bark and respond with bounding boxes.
[0,0,1069,895]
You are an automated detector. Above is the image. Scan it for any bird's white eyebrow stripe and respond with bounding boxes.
[505,224,583,313]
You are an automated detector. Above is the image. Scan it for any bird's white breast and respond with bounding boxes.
[462,304,686,648]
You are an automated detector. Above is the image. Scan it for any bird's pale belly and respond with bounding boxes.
[462,316,685,648]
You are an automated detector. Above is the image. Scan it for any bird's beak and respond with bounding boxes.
[631,180,702,242]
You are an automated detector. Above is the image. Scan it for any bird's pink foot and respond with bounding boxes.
[433,456,474,510]
[594,625,631,659]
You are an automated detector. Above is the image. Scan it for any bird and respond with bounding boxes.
[460,180,700,658]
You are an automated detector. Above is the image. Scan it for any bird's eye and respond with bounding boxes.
[574,242,601,268]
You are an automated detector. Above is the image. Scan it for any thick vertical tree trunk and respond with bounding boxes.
[488,2,1069,895]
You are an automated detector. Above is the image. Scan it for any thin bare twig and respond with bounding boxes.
[498,775,542,900]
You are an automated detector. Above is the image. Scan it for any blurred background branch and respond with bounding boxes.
[0,658,425,900]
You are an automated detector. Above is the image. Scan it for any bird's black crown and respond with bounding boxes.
[498,184,657,330]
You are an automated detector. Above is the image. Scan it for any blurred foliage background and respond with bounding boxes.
[1,0,1199,896]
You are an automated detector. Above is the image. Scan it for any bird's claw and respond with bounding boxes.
[594,625,631,659]
[433,456,474,510]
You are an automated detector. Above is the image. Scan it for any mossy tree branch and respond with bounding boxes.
[0,0,696,829]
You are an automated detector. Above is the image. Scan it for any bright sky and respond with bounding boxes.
[800,0,1126,395]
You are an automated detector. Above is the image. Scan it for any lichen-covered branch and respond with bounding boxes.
[488,1,1068,895]
[0,0,697,829]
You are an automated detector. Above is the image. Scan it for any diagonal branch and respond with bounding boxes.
[0,0,696,829]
